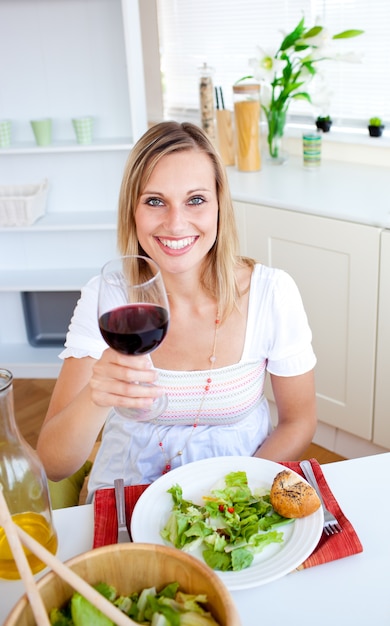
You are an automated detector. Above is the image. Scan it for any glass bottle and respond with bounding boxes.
[233,82,261,171]
[0,369,57,579]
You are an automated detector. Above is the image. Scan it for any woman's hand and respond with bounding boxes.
[37,350,164,481]
[89,348,165,410]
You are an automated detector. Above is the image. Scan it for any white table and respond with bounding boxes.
[1,453,390,625]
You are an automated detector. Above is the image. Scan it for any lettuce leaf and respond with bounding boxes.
[161,471,294,572]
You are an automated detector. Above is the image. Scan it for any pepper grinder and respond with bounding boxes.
[199,62,216,140]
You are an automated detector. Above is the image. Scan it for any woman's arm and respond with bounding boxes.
[254,369,317,462]
[36,349,161,481]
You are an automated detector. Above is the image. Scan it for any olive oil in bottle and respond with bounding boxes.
[0,369,58,579]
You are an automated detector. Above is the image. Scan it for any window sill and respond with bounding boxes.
[285,122,390,148]
[278,124,390,167]
[154,113,390,166]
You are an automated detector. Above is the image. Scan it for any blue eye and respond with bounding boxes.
[146,197,163,207]
[188,196,204,205]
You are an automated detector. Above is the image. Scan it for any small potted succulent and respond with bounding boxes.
[368,117,385,137]
[315,115,333,133]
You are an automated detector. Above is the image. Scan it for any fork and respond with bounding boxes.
[299,460,343,536]
[114,478,132,543]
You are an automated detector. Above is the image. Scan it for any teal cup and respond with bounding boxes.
[302,133,322,168]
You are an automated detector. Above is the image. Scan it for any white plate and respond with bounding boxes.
[131,456,324,590]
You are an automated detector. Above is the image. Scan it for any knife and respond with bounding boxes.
[114,478,131,543]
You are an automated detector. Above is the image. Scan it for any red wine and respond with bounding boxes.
[99,304,169,355]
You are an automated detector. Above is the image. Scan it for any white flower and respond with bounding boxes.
[249,47,286,82]
[310,75,334,112]
[258,81,272,108]
[297,63,316,84]
[302,26,331,50]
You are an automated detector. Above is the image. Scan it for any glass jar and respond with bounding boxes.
[0,369,57,579]
[233,82,261,171]
[199,62,216,140]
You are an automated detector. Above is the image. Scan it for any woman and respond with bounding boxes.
[37,121,317,501]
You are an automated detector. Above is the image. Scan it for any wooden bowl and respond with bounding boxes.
[4,543,241,626]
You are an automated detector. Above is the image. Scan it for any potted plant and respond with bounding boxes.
[368,117,385,137]
[315,115,333,132]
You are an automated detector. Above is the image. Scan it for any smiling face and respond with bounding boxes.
[135,149,219,278]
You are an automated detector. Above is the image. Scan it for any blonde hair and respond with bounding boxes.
[117,121,253,320]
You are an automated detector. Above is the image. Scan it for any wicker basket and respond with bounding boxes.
[0,179,48,226]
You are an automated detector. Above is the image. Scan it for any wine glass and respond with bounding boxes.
[98,255,170,420]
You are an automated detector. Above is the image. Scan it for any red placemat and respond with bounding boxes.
[282,459,363,568]
[93,459,363,569]
[93,484,149,548]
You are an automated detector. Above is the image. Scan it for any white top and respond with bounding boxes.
[60,264,316,500]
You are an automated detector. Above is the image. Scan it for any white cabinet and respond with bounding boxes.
[0,0,147,377]
[234,201,380,441]
[373,230,390,448]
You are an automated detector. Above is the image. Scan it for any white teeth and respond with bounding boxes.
[159,237,196,250]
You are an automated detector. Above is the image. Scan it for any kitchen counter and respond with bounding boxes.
[227,156,390,229]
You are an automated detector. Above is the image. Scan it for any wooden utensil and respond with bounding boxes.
[0,486,51,626]
[0,485,137,626]
[216,109,235,165]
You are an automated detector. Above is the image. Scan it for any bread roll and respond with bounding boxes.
[270,469,321,518]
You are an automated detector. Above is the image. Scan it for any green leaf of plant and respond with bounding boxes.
[234,75,255,84]
[332,29,364,39]
[303,26,323,39]
[302,62,316,76]
[291,92,312,103]
[280,17,305,51]
[282,81,305,96]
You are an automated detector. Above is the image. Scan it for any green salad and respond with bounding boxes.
[49,581,219,625]
[161,470,293,572]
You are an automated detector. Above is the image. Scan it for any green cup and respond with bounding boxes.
[31,118,52,146]
[302,133,322,168]
[72,116,93,144]
[0,120,11,148]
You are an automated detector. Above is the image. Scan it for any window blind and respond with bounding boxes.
[156,0,387,129]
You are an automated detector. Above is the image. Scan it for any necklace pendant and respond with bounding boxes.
[156,307,220,474]
[162,463,171,474]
